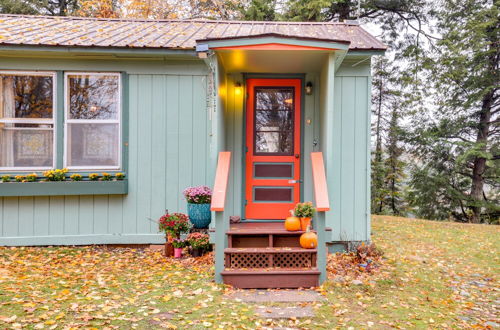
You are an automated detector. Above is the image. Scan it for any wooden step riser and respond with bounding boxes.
[222,273,319,289]
[229,234,302,248]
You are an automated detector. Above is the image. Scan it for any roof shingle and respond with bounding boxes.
[0,14,387,51]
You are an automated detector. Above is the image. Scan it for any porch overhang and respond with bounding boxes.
[196,33,350,51]
[196,33,349,73]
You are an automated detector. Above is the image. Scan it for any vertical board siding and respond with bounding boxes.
[136,75,153,234]
[0,72,210,245]
[49,197,64,235]
[18,197,34,237]
[150,75,167,233]
[165,75,180,214]
[328,72,371,242]
[63,196,79,235]
[3,197,19,237]
[33,196,49,236]
[78,195,94,235]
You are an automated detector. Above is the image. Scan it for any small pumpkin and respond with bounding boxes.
[284,216,301,231]
[300,225,318,249]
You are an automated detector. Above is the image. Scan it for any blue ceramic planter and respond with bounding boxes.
[187,203,211,229]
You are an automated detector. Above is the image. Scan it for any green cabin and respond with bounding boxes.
[0,14,385,288]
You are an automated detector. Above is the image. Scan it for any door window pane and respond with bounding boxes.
[0,72,54,169]
[255,130,293,154]
[256,88,293,110]
[254,87,294,155]
[254,187,293,202]
[255,110,293,131]
[254,163,293,178]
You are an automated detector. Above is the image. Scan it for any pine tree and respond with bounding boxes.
[383,104,407,215]
[241,0,278,21]
[370,57,408,216]
[409,0,499,223]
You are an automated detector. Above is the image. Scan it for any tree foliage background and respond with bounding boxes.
[1,0,498,223]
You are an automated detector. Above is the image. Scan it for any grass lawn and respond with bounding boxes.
[0,215,498,329]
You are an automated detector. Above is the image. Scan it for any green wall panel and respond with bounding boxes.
[0,65,210,245]
[328,63,371,242]
[18,197,34,237]
[34,197,49,236]
[63,196,79,235]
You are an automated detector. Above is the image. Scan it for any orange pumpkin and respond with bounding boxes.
[284,216,301,231]
[300,226,318,249]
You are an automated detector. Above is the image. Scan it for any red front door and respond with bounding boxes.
[245,79,301,219]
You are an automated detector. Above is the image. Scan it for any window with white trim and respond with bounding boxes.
[64,73,121,169]
[0,71,56,170]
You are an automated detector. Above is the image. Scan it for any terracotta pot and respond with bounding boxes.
[174,248,183,258]
[300,217,312,231]
[164,242,174,257]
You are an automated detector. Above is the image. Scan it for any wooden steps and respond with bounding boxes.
[221,268,320,289]
[222,222,322,289]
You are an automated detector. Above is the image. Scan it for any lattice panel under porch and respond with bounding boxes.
[229,253,270,268]
[273,253,313,268]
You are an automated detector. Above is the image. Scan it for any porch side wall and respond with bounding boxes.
[327,58,372,242]
[0,56,211,245]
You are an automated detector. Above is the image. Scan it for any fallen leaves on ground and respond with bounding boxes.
[317,216,499,329]
[0,216,498,329]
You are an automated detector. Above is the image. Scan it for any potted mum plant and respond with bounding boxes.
[294,202,316,231]
[183,186,212,229]
[172,238,187,258]
[158,212,191,257]
[187,232,210,257]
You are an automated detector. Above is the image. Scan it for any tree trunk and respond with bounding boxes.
[373,78,384,213]
[469,92,493,223]
[469,35,497,223]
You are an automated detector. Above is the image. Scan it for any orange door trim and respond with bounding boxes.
[244,78,302,220]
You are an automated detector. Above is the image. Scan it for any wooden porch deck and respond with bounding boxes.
[227,221,332,235]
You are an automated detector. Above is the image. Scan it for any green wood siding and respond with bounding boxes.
[0,53,373,246]
[0,57,210,246]
[328,59,371,242]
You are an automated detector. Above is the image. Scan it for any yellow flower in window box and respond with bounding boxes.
[26,173,38,182]
[101,173,112,181]
[43,169,67,181]
[15,175,25,182]
[70,174,83,181]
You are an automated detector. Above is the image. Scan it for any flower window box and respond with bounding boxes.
[0,180,127,196]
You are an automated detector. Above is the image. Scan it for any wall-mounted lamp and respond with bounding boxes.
[235,82,242,96]
[305,82,313,95]
[196,43,209,59]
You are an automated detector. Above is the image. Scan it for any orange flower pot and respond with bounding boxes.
[164,242,174,257]
[300,217,311,231]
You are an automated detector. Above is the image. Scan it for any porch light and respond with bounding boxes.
[305,82,313,95]
[235,82,242,96]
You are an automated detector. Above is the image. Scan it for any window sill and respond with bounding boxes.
[0,180,128,197]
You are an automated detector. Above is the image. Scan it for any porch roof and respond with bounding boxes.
[0,14,387,52]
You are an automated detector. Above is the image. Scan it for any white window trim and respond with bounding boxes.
[0,70,57,172]
[63,72,122,171]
